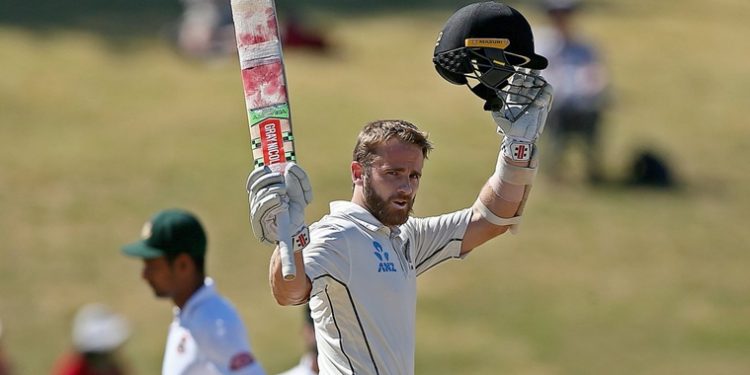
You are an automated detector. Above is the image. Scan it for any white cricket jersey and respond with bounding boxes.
[303,201,472,375]
[163,278,266,375]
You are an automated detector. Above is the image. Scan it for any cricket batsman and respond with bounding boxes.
[247,2,554,374]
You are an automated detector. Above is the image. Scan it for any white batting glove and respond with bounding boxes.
[491,71,554,162]
[246,163,312,251]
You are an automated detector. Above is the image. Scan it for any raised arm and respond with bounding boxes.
[247,163,313,305]
[462,72,554,254]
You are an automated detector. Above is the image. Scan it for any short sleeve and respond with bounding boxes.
[402,208,472,276]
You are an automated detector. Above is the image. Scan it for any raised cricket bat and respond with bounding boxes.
[231,0,298,280]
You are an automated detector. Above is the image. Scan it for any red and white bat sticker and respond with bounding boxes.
[258,118,286,165]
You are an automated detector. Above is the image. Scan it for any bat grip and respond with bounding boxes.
[276,209,297,280]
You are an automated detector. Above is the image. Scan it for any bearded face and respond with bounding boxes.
[362,167,416,227]
[352,138,424,227]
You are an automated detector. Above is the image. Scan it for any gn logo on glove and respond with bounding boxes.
[373,242,396,273]
[508,141,532,162]
[291,227,310,252]
[295,232,309,249]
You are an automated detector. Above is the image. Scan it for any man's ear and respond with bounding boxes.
[175,253,193,272]
[351,161,364,185]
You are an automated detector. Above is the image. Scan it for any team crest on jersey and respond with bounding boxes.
[373,241,396,273]
[229,352,255,371]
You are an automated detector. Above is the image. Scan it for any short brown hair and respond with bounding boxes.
[352,120,433,167]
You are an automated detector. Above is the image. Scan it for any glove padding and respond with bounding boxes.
[491,71,554,144]
[246,162,312,250]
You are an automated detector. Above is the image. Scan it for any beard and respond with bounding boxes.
[363,176,415,227]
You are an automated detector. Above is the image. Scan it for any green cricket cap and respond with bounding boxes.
[121,209,207,259]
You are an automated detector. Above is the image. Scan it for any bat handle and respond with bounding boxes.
[277,209,297,280]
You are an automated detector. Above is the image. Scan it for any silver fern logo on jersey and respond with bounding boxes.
[373,241,396,273]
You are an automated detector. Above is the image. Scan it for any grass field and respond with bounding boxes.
[2,0,750,374]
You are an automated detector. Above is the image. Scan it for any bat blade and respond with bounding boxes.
[231,0,297,280]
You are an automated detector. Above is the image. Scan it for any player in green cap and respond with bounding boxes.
[122,208,266,375]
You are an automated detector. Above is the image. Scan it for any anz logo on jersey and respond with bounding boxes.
[373,241,397,273]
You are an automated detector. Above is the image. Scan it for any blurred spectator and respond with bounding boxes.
[279,9,330,52]
[177,0,236,59]
[174,1,330,59]
[277,306,317,375]
[0,319,13,375]
[52,304,131,375]
[536,0,610,184]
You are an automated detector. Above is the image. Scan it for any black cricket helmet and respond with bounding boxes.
[433,2,548,111]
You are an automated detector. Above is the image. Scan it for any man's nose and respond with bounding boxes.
[397,177,414,195]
